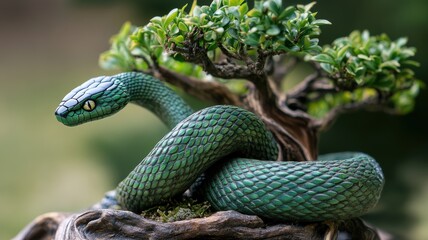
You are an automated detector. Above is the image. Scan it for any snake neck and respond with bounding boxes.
[116,72,194,129]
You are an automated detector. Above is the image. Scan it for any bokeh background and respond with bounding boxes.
[0,0,426,239]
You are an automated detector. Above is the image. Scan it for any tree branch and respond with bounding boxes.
[154,66,243,106]
[133,50,243,106]
[287,63,334,95]
[172,44,256,80]
[313,97,393,130]
[266,55,298,89]
[218,44,244,61]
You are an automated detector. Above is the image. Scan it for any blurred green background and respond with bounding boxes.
[0,0,426,239]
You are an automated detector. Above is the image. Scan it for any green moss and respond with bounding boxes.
[140,198,213,222]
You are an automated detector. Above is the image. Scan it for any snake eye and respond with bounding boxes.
[82,100,96,111]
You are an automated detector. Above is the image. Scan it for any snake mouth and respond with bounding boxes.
[55,106,69,125]
[55,113,74,127]
[54,107,112,127]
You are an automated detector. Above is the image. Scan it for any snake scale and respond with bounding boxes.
[55,72,384,221]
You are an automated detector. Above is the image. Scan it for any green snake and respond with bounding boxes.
[55,72,384,221]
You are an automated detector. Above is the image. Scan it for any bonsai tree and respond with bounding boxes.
[99,0,421,162]
[16,0,421,239]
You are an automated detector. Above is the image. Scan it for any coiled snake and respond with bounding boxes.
[55,72,384,221]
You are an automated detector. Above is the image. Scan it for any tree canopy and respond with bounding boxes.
[100,0,421,124]
[95,0,422,163]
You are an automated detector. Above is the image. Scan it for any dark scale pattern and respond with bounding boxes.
[116,106,279,212]
[119,72,193,129]
[203,153,384,221]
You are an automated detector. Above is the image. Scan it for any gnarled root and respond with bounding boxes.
[15,209,388,240]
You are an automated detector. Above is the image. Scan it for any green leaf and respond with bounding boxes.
[215,27,225,34]
[319,63,335,74]
[204,30,217,41]
[189,0,198,16]
[207,43,218,51]
[228,0,241,7]
[228,28,239,39]
[312,19,331,25]
[247,9,262,17]
[303,36,312,47]
[324,48,337,58]
[380,60,400,70]
[172,35,184,44]
[170,23,180,35]
[304,2,317,12]
[372,75,395,90]
[265,0,281,16]
[400,49,416,58]
[152,46,163,58]
[156,29,166,43]
[402,60,420,67]
[312,53,336,65]
[337,45,349,61]
[221,16,230,27]
[150,17,163,26]
[357,54,372,61]
[164,8,179,28]
[290,45,300,52]
[266,25,280,36]
[278,6,295,20]
[239,3,249,16]
[396,37,408,47]
[245,33,260,46]
[178,22,188,32]
[192,6,202,17]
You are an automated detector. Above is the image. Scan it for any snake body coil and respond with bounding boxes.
[55,72,384,221]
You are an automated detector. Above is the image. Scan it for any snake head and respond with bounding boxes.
[55,75,130,126]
